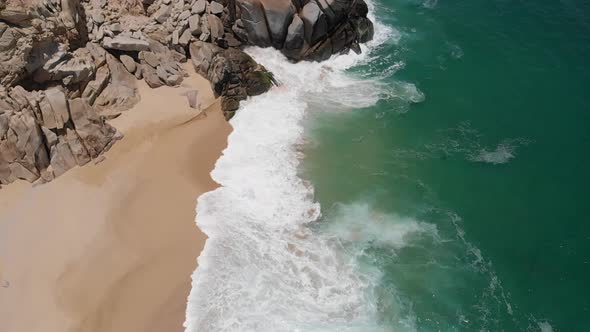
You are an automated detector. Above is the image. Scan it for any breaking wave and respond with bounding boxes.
[184,5,402,332]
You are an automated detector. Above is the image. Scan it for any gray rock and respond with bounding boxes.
[102,36,150,51]
[143,66,164,88]
[120,55,137,73]
[225,33,242,47]
[200,13,210,35]
[109,23,123,33]
[166,74,183,86]
[86,42,107,67]
[188,15,201,35]
[8,86,32,111]
[82,66,111,105]
[232,19,248,42]
[68,98,116,159]
[41,127,58,147]
[189,41,222,76]
[356,17,374,43]
[103,28,115,38]
[147,38,170,54]
[44,87,70,129]
[239,0,271,47]
[209,1,224,15]
[179,10,191,21]
[0,7,31,26]
[142,51,160,68]
[134,64,144,80]
[0,113,9,138]
[94,55,139,111]
[261,0,296,48]
[156,65,169,81]
[50,138,77,177]
[207,15,224,40]
[154,5,172,23]
[38,98,56,130]
[300,1,328,45]
[0,27,17,52]
[192,0,207,14]
[179,29,193,46]
[8,162,38,183]
[95,28,105,41]
[285,14,304,50]
[65,128,90,167]
[92,11,105,25]
[33,48,95,85]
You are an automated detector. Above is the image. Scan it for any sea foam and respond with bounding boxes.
[184,7,394,332]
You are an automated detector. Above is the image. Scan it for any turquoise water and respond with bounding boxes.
[303,0,590,330]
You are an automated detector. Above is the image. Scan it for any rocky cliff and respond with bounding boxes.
[0,0,372,186]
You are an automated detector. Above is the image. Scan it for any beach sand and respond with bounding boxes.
[0,68,231,332]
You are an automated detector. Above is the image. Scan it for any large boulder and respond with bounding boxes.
[82,65,110,105]
[102,36,150,52]
[259,0,297,49]
[300,1,328,45]
[189,41,273,119]
[207,14,225,41]
[41,87,70,130]
[68,98,117,159]
[0,107,48,184]
[238,0,272,47]
[94,54,140,111]
[285,14,304,51]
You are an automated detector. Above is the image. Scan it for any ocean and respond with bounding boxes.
[186,0,590,331]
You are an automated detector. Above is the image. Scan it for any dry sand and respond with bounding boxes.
[0,69,231,332]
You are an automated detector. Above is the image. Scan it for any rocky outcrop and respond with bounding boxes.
[189,40,273,119]
[235,0,374,61]
[1,0,371,186]
[0,0,87,87]
[0,85,120,185]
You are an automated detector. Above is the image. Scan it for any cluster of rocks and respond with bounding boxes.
[236,0,374,61]
[0,0,373,186]
[190,40,274,118]
[0,84,120,185]
[140,0,242,49]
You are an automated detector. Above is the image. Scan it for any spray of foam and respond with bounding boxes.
[322,202,440,250]
[184,9,395,332]
[388,121,532,165]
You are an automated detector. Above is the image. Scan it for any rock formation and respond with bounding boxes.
[235,0,373,61]
[0,0,372,186]
[190,40,274,118]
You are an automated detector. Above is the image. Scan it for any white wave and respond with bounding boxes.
[469,143,516,164]
[184,9,396,332]
[422,0,438,9]
[324,202,439,250]
[537,320,555,332]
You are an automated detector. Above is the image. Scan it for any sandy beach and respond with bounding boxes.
[0,69,231,332]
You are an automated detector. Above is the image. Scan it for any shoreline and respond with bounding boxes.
[0,69,231,332]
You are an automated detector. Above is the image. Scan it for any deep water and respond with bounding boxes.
[302,0,590,331]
